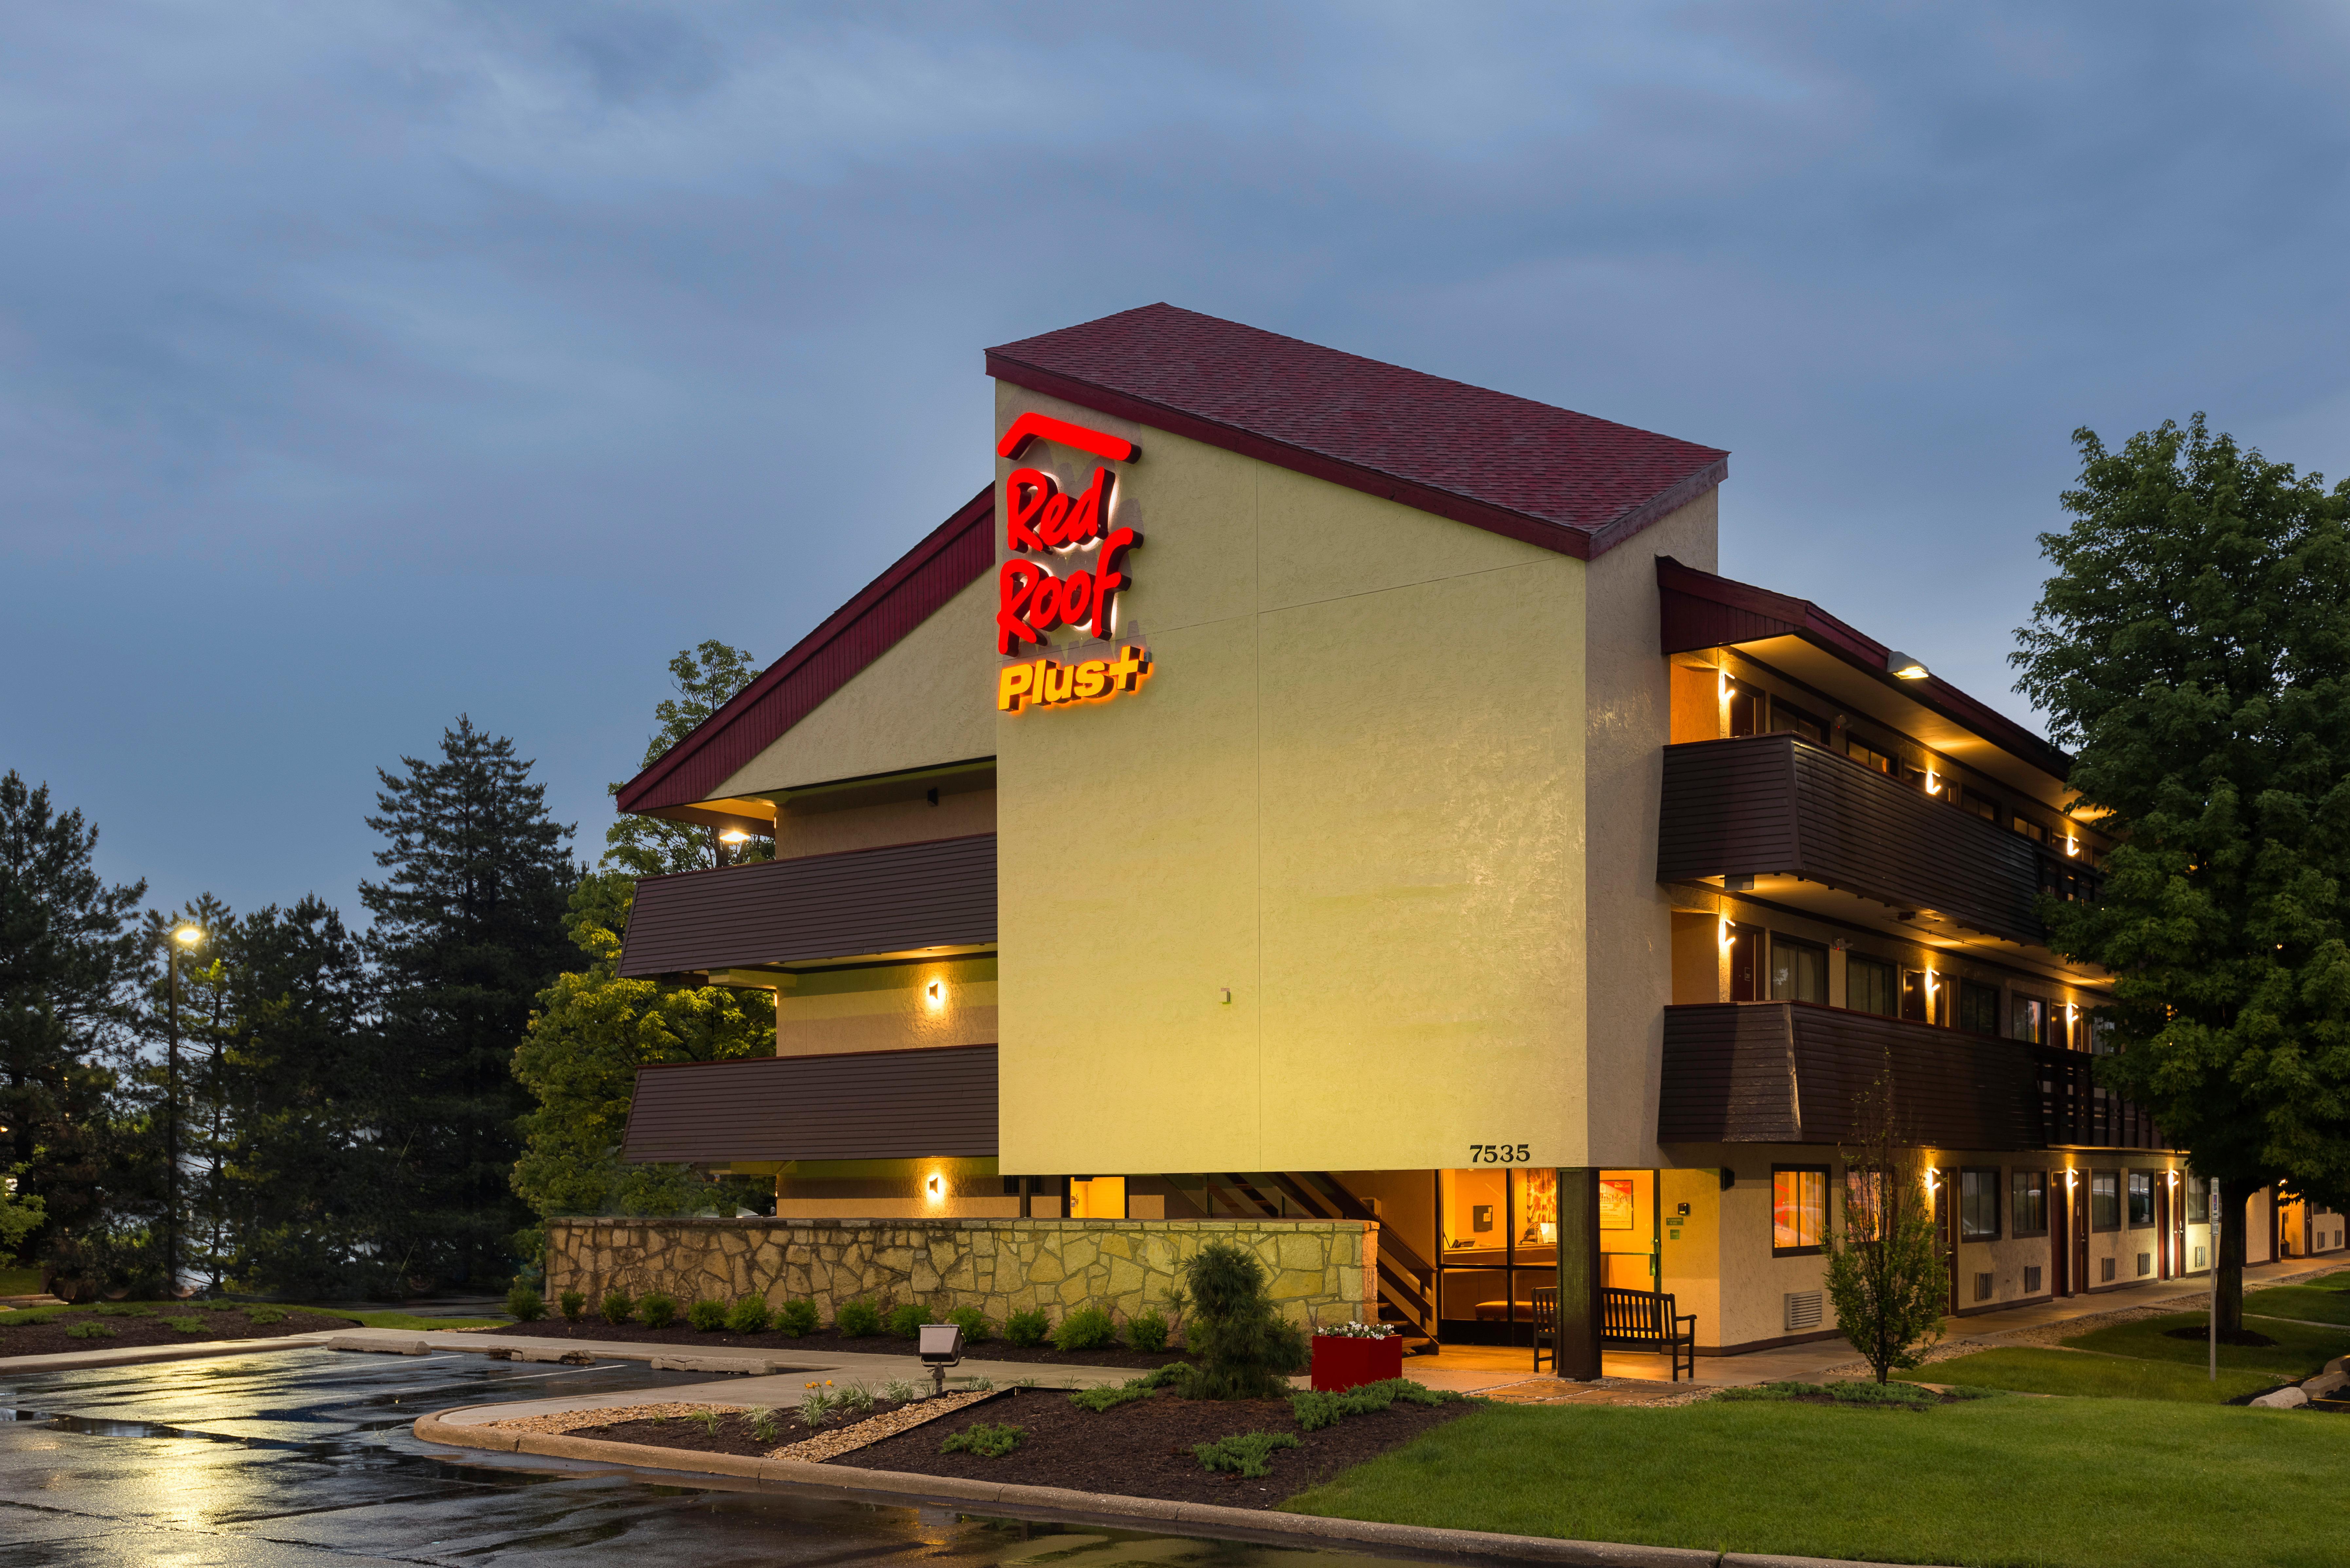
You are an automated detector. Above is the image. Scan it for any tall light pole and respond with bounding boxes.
[166,923,203,1296]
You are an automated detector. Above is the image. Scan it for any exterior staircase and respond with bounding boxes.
[1182,1171,1440,1353]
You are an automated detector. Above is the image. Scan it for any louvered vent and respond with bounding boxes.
[1784,1290,1823,1331]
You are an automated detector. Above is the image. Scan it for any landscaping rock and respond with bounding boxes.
[2250,1386,2309,1409]
[2327,1356,2349,1376]
[2301,1370,2348,1398]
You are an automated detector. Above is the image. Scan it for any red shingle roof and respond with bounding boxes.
[987,304,1728,560]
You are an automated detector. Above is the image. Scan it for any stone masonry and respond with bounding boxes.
[545,1217,1375,1331]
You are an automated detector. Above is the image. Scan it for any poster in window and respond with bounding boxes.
[1599,1177,1636,1232]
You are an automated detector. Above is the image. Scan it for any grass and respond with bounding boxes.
[0,1266,41,1297]
[2,1302,506,1335]
[2244,1284,2350,1327]
[295,1308,508,1331]
[2065,1311,2350,1379]
[1895,1346,2278,1403]
[1288,1396,2350,1568]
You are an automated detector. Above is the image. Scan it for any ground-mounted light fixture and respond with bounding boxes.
[919,1320,965,1397]
[1887,652,1930,681]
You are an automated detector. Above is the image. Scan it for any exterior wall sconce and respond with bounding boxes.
[1924,769,1942,796]
[924,978,946,1011]
[1923,1169,1941,1195]
[2065,1169,2079,1189]
[1718,916,1734,950]
[1718,668,1732,701]
[1887,652,1930,680]
[925,1171,944,1202]
[2064,836,2080,857]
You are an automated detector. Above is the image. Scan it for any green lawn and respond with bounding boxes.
[2065,1311,2350,1380]
[1289,1397,2350,1568]
[300,1308,507,1331]
[1,1302,506,1334]
[1894,1346,2278,1403]
[0,1266,41,1297]
[2245,1284,2350,1327]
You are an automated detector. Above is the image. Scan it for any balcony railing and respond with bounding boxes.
[1657,733,2097,948]
[1659,1002,2166,1152]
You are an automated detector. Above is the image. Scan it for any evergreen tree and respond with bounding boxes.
[2012,417,2350,1332]
[0,772,144,1281]
[131,895,239,1293]
[363,718,576,1290]
[604,640,771,876]
[510,871,773,1233]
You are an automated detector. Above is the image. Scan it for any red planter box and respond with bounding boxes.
[1310,1333,1403,1391]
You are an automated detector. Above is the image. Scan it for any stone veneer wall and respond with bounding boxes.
[545,1217,1376,1329]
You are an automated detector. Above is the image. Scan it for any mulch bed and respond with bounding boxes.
[494,1317,1191,1369]
[0,1305,355,1359]
[832,1385,1476,1508]
[570,1398,921,1453]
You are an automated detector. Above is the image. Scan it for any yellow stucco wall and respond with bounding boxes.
[714,571,996,798]
[991,383,1713,1176]
[774,954,997,1057]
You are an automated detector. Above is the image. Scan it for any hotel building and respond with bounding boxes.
[609,305,2336,1363]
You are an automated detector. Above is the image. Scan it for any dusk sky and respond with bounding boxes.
[6,3,2346,924]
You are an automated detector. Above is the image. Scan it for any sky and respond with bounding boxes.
[5,1,2347,924]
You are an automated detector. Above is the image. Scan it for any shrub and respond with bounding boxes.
[836,1382,875,1415]
[600,1289,634,1325]
[639,1292,679,1330]
[1828,1379,1936,1406]
[1715,1381,1821,1402]
[1068,1377,1156,1413]
[1052,1305,1119,1353]
[1193,1431,1300,1478]
[686,1299,726,1332]
[64,1322,116,1340]
[1290,1377,1449,1432]
[1004,1307,1050,1347]
[726,1298,772,1335]
[946,1305,991,1345]
[559,1290,586,1324]
[164,1315,209,1335]
[884,1302,928,1339]
[92,1303,153,1317]
[1126,1309,1169,1354]
[836,1299,883,1338]
[776,1298,818,1337]
[506,1286,547,1323]
[245,1307,286,1325]
[748,1407,781,1444]
[1177,1241,1308,1399]
[800,1386,836,1425]
[940,1422,1025,1458]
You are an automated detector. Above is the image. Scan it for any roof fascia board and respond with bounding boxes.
[616,485,994,815]
[989,353,1721,562]
[1657,557,2070,781]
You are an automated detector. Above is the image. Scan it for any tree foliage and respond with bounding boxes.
[510,871,773,1225]
[1170,1240,1309,1399]
[603,640,770,876]
[0,771,143,1278]
[1822,1065,1947,1382]
[364,717,577,1288]
[2012,417,2350,1328]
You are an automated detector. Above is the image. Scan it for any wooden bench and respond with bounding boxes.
[1531,1286,1698,1381]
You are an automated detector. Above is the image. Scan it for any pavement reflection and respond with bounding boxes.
[0,1348,1420,1566]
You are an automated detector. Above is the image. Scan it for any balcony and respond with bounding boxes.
[1658,1002,2166,1152]
[1658,733,2095,951]
[618,832,996,979]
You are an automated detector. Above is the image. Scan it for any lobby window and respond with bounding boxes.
[1848,738,1893,774]
[1958,981,2001,1037]
[2185,1180,2210,1225]
[2011,1168,2048,1238]
[1770,936,1828,1004]
[1770,698,1826,746]
[2128,1171,2154,1228]
[1727,922,1764,1001]
[1773,1166,1828,1256]
[2091,1169,2121,1232]
[1959,1168,2001,1241]
[1848,956,1897,1017]
[1961,788,2000,822]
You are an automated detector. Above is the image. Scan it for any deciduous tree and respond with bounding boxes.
[2012,417,2350,1331]
[603,640,771,876]
[1822,1066,1947,1382]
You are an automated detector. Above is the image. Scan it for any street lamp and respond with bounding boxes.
[167,923,203,1296]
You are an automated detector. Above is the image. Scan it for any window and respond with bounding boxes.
[1773,1167,1828,1255]
[1900,970,1947,1026]
[1770,698,1826,746]
[2091,1169,2121,1231]
[1848,739,1893,774]
[1844,1167,1885,1241]
[1959,1168,2000,1241]
[1961,788,2000,822]
[1847,956,1897,1017]
[1727,922,1764,1001]
[1958,981,2001,1036]
[2013,815,2049,845]
[2088,1014,2116,1055]
[2128,1170,2154,1228]
[2185,1179,2210,1225]
[2011,994,2049,1046]
[1727,679,1759,738]
[1770,936,1828,1003]
[2011,1168,2048,1237]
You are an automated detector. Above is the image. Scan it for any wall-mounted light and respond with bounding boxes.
[2064,836,2080,857]
[925,1171,944,1203]
[1887,652,1930,680]
[1923,1169,1941,1195]
[2066,1003,2078,1024]
[2065,1169,2079,1189]
[924,977,946,1011]
[1718,669,1732,701]
[1924,769,1942,796]
[1925,970,1941,996]
[1718,915,1735,950]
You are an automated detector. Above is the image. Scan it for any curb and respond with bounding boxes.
[412,1406,1949,1568]
[0,1331,346,1375]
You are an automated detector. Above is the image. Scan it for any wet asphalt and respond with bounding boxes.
[0,1347,1416,1566]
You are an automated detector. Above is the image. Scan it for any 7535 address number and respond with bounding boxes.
[1467,1144,1533,1164]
